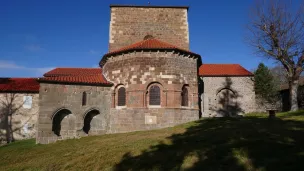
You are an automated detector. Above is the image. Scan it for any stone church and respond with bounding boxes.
[0,5,256,144]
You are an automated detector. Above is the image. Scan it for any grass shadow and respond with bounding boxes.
[114,114,304,171]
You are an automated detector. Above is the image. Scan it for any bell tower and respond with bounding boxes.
[109,5,190,52]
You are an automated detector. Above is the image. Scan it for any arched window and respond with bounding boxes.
[181,87,188,106]
[82,92,87,106]
[144,35,154,40]
[118,87,126,106]
[149,85,160,105]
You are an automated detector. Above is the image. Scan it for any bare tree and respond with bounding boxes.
[248,0,304,111]
[270,64,289,85]
[0,94,24,143]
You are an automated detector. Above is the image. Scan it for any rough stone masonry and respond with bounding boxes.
[109,5,190,51]
[34,5,256,144]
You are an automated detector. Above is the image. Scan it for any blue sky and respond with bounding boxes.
[0,0,302,77]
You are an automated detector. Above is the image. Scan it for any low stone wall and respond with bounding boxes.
[0,93,39,143]
[255,95,282,113]
[108,108,199,133]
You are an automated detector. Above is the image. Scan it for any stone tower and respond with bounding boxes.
[109,5,190,52]
[101,5,201,133]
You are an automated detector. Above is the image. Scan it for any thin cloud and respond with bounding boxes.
[0,60,24,69]
[0,60,54,76]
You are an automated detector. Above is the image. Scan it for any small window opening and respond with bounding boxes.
[82,92,87,106]
[149,85,160,105]
[118,87,126,106]
[181,87,188,107]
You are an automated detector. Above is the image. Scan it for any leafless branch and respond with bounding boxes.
[247,0,304,111]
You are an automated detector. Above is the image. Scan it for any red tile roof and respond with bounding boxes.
[102,38,200,58]
[199,64,253,77]
[40,68,112,85]
[40,75,111,85]
[44,68,102,77]
[0,78,39,93]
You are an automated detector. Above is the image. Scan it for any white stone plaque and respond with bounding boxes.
[145,116,157,125]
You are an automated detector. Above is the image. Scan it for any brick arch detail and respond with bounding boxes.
[51,107,73,120]
[82,108,101,119]
[111,84,126,108]
[51,108,76,137]
[112,83,125,94]
[146,82,165,107]
[216,87,237,96]
[143,79,167,91]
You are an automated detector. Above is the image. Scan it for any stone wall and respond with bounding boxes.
[200,76,256,117]
[109,6,189,52]
[36,83,112,144]
[109,108,198,133]
[255,95,283,113]
[102,51,200,134]
[103,51,199,109]
[0,93,39,143]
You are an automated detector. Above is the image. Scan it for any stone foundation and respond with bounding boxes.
[108,108,199,133]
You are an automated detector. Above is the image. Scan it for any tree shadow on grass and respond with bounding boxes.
[278,110,304,118]
[114,116,304,171]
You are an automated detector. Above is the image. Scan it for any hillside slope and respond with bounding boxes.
[1,112,304,171]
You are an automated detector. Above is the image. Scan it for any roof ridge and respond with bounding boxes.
[0,77,38,79]
[103,38,199,59]
[43,75,103,78]
[53,67,101,69]
[199,64,253,77]
[203,64,240,65]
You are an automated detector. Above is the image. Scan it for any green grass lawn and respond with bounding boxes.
[1,111,304,171]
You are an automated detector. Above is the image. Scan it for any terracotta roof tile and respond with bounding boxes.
[44,68,102,77]
[40,75,111,85]
[103,38,200,58]
[0,78,39,93]
[40,68,112,85]
[199,64,253,77]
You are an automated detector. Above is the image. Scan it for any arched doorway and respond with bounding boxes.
[216,88,238,116]
[83,109,100,134]
[52,108,75,136]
